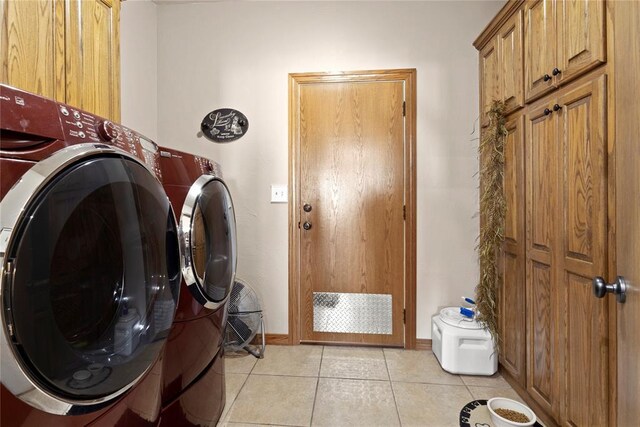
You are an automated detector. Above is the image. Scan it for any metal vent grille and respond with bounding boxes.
[313,292,392,335]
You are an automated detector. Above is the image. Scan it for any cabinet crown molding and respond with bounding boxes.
[474,0,524,50]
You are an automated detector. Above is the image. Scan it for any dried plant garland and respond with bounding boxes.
[476,100,507,347]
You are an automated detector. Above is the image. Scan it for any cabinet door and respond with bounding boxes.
[557,0,605,85]
[499,10,524,114]
[480,37,500,127]
[0,0,65,101]
[66,0,120,121]
[500,114,526,385]
[557,74,609,426]
[525,98,559,421]
[524,0,557,102]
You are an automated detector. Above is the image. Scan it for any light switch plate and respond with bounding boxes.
[270,185,288,203]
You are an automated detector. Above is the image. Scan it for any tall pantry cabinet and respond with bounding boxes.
[475,1,614,426]
[0,0,121,121]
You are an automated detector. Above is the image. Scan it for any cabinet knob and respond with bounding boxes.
[303,203,312,212]
[543,74,552,82]
[593,276,627,303]
[544,108,552,116]
[553,104,562,112]
[552,67,562,76]
[302,221,312,230]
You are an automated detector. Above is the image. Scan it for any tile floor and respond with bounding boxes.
[216,345,526,427]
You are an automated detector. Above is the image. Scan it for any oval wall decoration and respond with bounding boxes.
[201,109,249,143]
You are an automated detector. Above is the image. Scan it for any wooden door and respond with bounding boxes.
[524,0,557,102]
[557,74,609,426]
[525,97,558,420]
[0,0,65,101]
[613,1,640,424]
[66,0,120,121]
[499,10,524,114]
[500,114,526,385]
[557,0,605,85]
[480,37,500,126]
[290,70,415,347]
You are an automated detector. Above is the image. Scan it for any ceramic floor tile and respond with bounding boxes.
[312,378,400,427]
[383,349,464,385]
[393,382,474,427]
[227,374,317,426]
[217,373,249,424]
[225,354,258,374]
[460,372,510,388]
[466,385,526,404]
[319,346,389,381]
[252,345,322,377]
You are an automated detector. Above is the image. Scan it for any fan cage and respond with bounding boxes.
[224,279,265,358]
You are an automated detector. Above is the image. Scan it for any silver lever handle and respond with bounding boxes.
[593,276,627,303]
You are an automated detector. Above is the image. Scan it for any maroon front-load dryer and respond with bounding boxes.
[0,84,180,426]
[157,147,236,426]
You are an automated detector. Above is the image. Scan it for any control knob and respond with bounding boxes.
[96,120,119,142]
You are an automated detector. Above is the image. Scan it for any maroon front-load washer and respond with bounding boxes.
[157,147,236,425]
[0,84,180,426]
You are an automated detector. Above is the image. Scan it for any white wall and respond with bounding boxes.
[150,1,503,339]
[121,0,158,141]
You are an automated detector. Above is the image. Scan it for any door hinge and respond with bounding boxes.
[402,101,406,117]
[403,205,406,220]
[403,308,406,324]
[297,221,300,229]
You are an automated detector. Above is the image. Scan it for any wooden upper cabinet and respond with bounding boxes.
[480,37,500,126]
[525,0,606,102]
[0,0,120,121]
[524,0,557,102]
[66,0,121,121]
[557,0,606,84]
[0,0,65,101]
[499,10,524,114]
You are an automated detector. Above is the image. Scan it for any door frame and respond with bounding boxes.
[287,69,417,348]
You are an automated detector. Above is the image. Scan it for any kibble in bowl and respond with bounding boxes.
[487,397,536,427]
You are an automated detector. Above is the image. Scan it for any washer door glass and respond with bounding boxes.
[5,156,180,400]
[186,177,237,307]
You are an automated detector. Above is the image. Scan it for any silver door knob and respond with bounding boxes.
[302,221,312,230]
[593,276,627,303]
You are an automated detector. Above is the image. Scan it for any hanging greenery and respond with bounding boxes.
[476,100,507,347]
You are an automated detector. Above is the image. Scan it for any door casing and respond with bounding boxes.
[288,69,417,348]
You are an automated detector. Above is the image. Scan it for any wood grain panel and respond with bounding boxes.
[0,0,64,101]
[528,261,554,411]
[503,115,523,246]
[499,9,524,114]
[480,37,500,127]
[500,250,526,383]
[613,1,640,424]
[565,273,608,426]
[527,102,556,252]
[66,0,120,120]
[608,1,640,426]
[560,74,607,265]
[558,72,609,426]
[297,78,405,346]
[557,0,605,85]
[524,0,557,102]
[500,113,525,386]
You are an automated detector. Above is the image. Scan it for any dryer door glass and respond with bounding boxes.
[5,156,180,400]
[189,178,237,306]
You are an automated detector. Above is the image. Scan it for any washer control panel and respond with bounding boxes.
[56,103,162,179]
